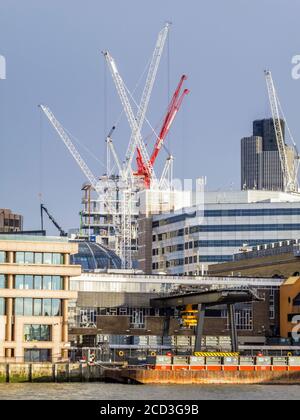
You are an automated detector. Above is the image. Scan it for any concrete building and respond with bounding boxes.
[0,209,23,233]
[241,119,295,191]
[150,190,300,275]
[0,235,81,363]
[68,272,283,351]
[208,239,300,278]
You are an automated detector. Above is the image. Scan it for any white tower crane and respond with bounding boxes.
[103,22,170,187]
[264,70,299,192]
[39,104,132,268]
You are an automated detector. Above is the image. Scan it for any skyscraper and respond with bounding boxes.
[241,118,294,191]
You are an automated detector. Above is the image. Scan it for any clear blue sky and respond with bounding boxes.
[1,0,300,233]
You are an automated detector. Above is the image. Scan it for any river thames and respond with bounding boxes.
[0,383,299,400]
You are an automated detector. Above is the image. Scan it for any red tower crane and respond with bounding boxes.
[135,75,189,188]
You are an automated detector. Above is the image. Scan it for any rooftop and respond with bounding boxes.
[0,235,68,243]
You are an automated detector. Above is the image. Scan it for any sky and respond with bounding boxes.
[1,0,300,234]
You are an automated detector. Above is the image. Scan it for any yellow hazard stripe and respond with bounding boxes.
[194,352,240,357]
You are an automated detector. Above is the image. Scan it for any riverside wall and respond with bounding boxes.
[2,363,300,384]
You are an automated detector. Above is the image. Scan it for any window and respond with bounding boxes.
[15,252,25,264]
[0,298,5,315]
[34,299,42,316]
[43,276,52,290]
[14,299,61,317]
[24,349,51,363]
[15,298,24,315]
[34,253,43,264]
[0,275,6,289]
[52,276,62,291]
[15,275,23,289]
[24,298,33,316]
[24,275,33,290]
[24,325,51,342]
[43,253,52,265]
[43,299,52,316]
[52,253,63,265]
[34,276,42,290]
[0,252,6,263]
[51,299,61,316]
[24,252,34,264]
[293,294,300,307]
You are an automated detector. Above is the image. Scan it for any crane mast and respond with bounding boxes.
[103,51,155,184]
[123,22,170,181]
[264,70,298,192]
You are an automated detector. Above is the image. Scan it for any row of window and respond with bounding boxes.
[24,349,51,363]
[0,252,64,265]
[15,252,64,265]
[152,239,281,256]
[152,255,233,270]
[15,298,61,317]
[0,298,61,317]
[0,275,63,290]
[153,208,300,228]
[24,324,51,342]
[153,224,300,241]
[189,224,300,233]
[15,275,63,291]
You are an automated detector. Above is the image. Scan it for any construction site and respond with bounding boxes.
[37,23,194,271]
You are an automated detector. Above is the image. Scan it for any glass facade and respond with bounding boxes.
[24,325,51,342]
[0,275,6,288]
[14,298,61,316]
[15,252,64,265]
[153,207,300,228]
[0,298,5,315]
[71,242,121,272]
[24,349,51,363]
[15,275,63,290]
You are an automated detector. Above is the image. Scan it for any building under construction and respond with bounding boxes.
[40,23,190,270]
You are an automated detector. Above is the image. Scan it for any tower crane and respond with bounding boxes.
[39,105,132,269]
[135,74,189,188]
[264,70,299,192]
[39,105,101,194]
[103,22,170,187]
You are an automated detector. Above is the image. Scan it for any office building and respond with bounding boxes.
[241,119,295,191]
[150,190,300,275]
[0,235,81,363]
[0,209,23,233]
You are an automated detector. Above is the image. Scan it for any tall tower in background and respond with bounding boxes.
[241,118,294,191]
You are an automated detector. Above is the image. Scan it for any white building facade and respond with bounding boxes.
[152,191,300,276]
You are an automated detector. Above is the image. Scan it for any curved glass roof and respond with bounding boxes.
[70,241,121,272]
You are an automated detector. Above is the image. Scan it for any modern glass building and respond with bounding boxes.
[151,190,300,275]
[241,119,295,191]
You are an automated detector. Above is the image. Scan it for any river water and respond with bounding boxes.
[0,383,299,400]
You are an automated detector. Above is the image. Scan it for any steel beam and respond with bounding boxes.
[228,304,238,353]
[194,304,206,353]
